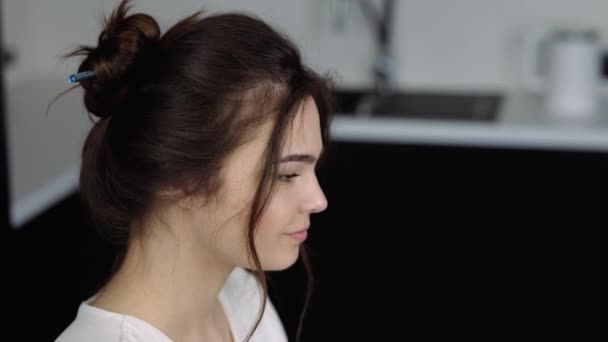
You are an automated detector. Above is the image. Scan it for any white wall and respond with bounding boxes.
[3,0,106,227]
[4,0,608,226]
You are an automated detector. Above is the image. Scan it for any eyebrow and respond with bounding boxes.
[279,153,319,164]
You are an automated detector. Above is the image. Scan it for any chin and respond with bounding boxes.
[260,246,301,271]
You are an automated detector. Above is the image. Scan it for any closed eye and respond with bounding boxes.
[278,173,300,183]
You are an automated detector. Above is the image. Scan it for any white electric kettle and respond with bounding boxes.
[521,26,602,118]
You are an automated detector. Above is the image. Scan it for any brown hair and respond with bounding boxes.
[64,0,334,340]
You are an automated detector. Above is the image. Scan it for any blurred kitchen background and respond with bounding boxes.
[3,0,607,340]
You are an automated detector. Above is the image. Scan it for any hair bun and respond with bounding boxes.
[70,0,161,119]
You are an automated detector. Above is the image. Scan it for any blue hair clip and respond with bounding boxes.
[68,70,96,83]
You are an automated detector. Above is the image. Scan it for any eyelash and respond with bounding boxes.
[278,173,300,183]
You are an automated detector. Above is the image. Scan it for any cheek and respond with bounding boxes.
[257,194,291,235]
[252,190,303,271]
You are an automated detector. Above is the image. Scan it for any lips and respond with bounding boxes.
[287,226,309,235]
[286,227,309,242]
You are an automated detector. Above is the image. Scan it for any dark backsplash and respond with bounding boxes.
[7,142,608,341]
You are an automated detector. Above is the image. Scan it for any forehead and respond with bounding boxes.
[221,97,322,177]
[282,98,322,154]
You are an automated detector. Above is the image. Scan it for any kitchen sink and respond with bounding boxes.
[332,90,502,122]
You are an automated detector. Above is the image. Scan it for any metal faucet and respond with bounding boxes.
[358,0,396,96]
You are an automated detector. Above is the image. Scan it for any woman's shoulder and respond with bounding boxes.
[55,301,172,342]
[55,268,286,342]
[220,267,288,342]
[219,267,265,324]
[222,267,259,297]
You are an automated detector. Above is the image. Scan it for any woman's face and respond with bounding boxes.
[202,96,328,271]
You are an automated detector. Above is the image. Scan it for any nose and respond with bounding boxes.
[307,176,328,214]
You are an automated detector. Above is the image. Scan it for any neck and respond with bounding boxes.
[92,217,234,341]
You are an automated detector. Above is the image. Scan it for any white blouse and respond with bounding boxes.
[55,267,288,342]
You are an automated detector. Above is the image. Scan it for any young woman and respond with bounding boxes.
[55,1,333,341]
